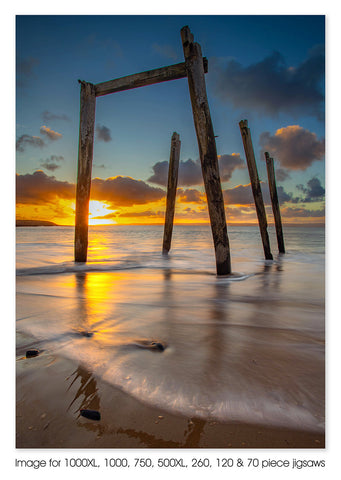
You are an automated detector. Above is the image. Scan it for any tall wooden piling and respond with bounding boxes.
[163,132,181,254]
[74,81,96,262]
[181,25,231,275]
[239,120,273,260]
[265,152,285,253]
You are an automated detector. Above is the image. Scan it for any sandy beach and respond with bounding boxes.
[16,225,325,450]
[16,346,324,449]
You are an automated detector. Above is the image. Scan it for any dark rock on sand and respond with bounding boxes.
[26,349,39,358]
[80,409,101,421]
[150,342,165,351]
[133,340,166,351]
[80,331,94,338]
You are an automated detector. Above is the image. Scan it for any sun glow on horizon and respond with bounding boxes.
[88,200,117,225]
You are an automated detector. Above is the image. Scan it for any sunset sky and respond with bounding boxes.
[16,15,325,226]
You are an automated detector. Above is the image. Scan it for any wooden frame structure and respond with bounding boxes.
[75,26,231,275]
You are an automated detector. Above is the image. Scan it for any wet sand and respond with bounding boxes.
[16,350,324,449]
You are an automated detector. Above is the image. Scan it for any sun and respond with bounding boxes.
[88,200,117,225]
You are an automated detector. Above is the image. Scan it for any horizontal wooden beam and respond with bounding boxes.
[93,58,208,97]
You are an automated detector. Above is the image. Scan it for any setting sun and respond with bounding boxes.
[88,200,117,225]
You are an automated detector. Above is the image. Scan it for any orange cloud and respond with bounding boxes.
[91,176,165,206]
[40,125,62,141]
[16,171,75,205]
[260,125,325,170]
[177,188,206,204]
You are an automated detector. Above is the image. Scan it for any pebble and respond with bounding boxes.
[80,331,94,338]
[26,349,39,358]
[80,409,101,421]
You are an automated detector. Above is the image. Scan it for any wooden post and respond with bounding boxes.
[239,120,273,260]
[95,59,208,97]
[265,152,285,253]
[163,132,181,254]
[181,26,231,275]
[74,81,96,262]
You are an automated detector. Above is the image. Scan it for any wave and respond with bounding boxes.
[16,325,324,433]
[16,257,253,282]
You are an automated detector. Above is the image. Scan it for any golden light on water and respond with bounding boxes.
[73,271,125,342]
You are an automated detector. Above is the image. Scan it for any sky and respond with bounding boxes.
[16,15,325,226]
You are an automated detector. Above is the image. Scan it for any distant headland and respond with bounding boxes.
[16,220,59,227]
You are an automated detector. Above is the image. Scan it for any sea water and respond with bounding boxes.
[16,225,325,432]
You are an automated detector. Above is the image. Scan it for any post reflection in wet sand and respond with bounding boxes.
[67,365,100,415]
[66,365,105,437]
[74,272,92,337]
[202,280,230,379]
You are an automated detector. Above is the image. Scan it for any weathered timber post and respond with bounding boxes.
[239,120,273,260]
[181,25,231,275]
[265,152,285,253]
[74,81,96,262]
[163,132,181,254]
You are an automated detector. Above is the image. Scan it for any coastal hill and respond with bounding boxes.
[16,220,59,227]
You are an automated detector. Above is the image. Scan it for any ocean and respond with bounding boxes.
[16,224,325,433]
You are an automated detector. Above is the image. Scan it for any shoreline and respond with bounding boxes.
[16,352,324,449]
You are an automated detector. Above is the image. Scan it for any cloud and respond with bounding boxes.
[281,206,325,218]
[211,47,324,119]
[275,168,291,182]
[16,171,75,205]
[177,188,206,203]
[40,126,62,141]
[96,125,112,142]
[16,171,165,209]
[148,154,245,187]
[218,154,246,181]
[223,182,291,206]
[148,159,202,186]
[91,176,165,206]
[40,155,64,172]
[42,111,70,123]
[16,135,45,152]
[296,177,325,202]
[148,161,168,186]
[118,210,164,218]
[172,207,209,221]
[152,43,178,61]
[259,125,325,170]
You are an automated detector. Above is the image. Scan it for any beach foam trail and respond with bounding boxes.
[16,225,325,432]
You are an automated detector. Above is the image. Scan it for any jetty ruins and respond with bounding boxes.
[74,26,284,275]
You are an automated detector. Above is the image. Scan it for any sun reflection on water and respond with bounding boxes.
[72,271,126,342]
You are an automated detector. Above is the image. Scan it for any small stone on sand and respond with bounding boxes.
[80,409,101,421]
[26,349,39,358]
